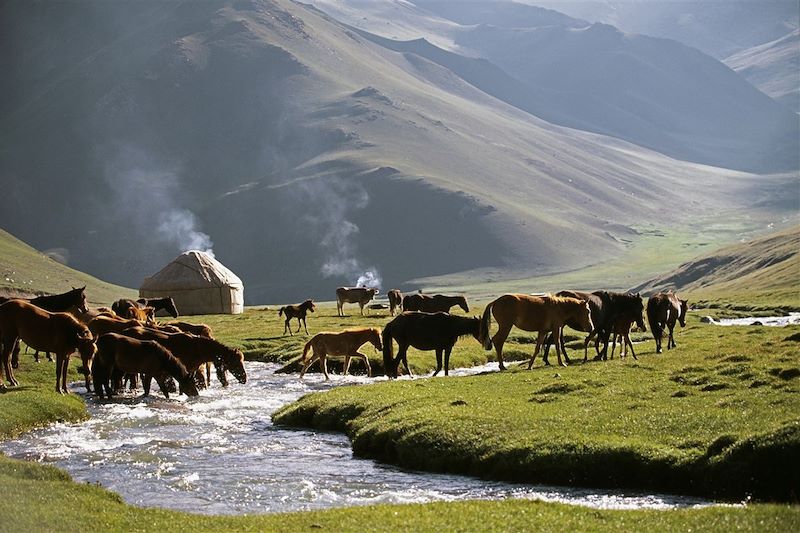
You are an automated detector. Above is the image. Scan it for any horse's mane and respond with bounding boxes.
[153,343,190,379]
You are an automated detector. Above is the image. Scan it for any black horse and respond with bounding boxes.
[137,297,179,319]
[401,294,469,314]
[543,290,645,364]
[3,286,89,367]
[382,311,483,378]
[278,299,315,335]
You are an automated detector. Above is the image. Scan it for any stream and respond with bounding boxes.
[1,361,712,514]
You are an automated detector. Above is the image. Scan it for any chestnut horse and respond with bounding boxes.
[382,312,483,378]
[0,299,96,393]
[93,333,198,399]
[120,326,247,387]
[278,300,315,335]
[401,294,469,314]
[167,321,214,338]
[387,290,403,316]
[112,298,170,321]
[647,292,688,353]
[300,328,382,379]
[481,294,593,369]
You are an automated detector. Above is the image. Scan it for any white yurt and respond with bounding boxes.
[139,250,244,315]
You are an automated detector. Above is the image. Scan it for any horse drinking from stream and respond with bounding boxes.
[300,328,382,379]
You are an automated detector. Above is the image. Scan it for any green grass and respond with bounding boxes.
[274,315,800,502]
[0,228,136,305]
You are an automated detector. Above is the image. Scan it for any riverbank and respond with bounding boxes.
[274,316,800,502]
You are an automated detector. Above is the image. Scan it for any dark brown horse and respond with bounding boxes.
[167,321,214,338]
[387,290,403,316]
[336,287,379,316]
[0,299,96,393]
[382,312,483,378]
[120,326,247,387]
[401,293,469,314]
[93,333,198,399]
[6,287,89,366]
[300,328,382,379]
[544,290,645,364]
[278,299,315,335]
[647,292,688,353]
[137,297,179,318]
[481,294,594,369]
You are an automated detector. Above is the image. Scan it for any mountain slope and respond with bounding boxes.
[0,229,135,305]
[725,29,800,112]
[633,225,800,296]
[0,0,796,303]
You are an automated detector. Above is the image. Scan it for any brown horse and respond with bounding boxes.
[401,294,469,314]
[87,315,148,338]
[120,326,247,387]
[336,287,379,316]
[167,321,214,338]
[609,316,640,360]
[647,292,688,353]
[278,300,315,335]
[111,299,161,322]
[387,290,403,316]
[300,328,382,379]
[481,294,593,369]
[0,299,96,393]
[93,333,198,399]
[382,312,483,378]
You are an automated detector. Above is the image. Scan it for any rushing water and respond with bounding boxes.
[706,312,800,327]
[1,362,711,514]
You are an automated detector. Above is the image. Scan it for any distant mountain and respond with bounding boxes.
[633,225,800,295]
[1,0,797,304]
[309,0,799,173]
[725,29,800,112]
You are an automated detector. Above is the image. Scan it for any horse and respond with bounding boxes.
[137,297,179,318]
[336,287,379,316]
[387,290,403,316]
[300,328,382,379]
[481,294,593,369]
[120,326,247,387]
[167,321,214,338]
[87,315,148,338]
[112,298,164,322]
[647,292,688,353]
[93,333,198,399]
[0,299,96,393]
[6,287,89,366]
[382,312,483,378]
[543,290,645,364]
[278,299,315,335]
[609,316,640,360]
[401,294,469,314]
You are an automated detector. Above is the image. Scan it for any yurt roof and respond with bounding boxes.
[140,251,243,292]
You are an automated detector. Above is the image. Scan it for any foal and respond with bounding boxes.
[278,299,315,335]
[299,328,382,379]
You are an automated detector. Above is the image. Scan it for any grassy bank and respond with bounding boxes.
[274,315,800,502]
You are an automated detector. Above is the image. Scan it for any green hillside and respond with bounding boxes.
[0,228,135,305]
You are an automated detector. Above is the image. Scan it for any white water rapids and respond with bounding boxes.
[1,362,712,514]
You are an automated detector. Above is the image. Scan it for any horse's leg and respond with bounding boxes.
[0,337,14,387]
[303,318,309,335]
[300,350,317,379]
[559,327,572,365]
[396,344,412,377]
[527,332,546,369]
[668,323,676,349]
[321,354,330,380]
[492,324,512,371]
[553,328,566,367]
[626,334,637,360]
[54,352,65,394]
[444,346,453,377]
[610,333,618,359]
[359,303,365,316]
[142,374,152,397]
[11,339,21,370]
[354,350,371,377]
[542,331,552,366]
[583,331,596,362]
[295,318,302,334]
[433,349,443,377]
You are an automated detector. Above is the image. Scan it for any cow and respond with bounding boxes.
[336,287,379,317]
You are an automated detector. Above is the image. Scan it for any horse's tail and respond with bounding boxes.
[480,301,494,350]
[278,307,284,317]
[646,299,662,342]
[382,325,396,378]
[301,338,313,364]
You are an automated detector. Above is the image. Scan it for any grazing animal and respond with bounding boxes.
[0,299,96,393]
[120,327,247,387]
[647,292,688,353]
[137,297,179,319]
[5,287,89,366]
[300,328,382,379]
[401,294,469,314]
[387,290,403,316]
[93,333,198,399]
[609,316,640,360]
[87,315,148,338]
[336,287,379,316]
[112,298,167,322]
[278,300,315,335]
[382,312,483,378]
[481,294,593,369]
[167,321,214,338]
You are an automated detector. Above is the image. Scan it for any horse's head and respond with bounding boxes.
[179,374,200,397]
[75,326,97,362]
[165,298,179,319]
[459,296,469,313]
[632,293,646,332]
[579,302,594,332]
[72,286,89,314]
[369,328,383,351]
[223,347,247,384]
[305,299,316,312]
[370,288,379,297]
[679,299,689,327]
